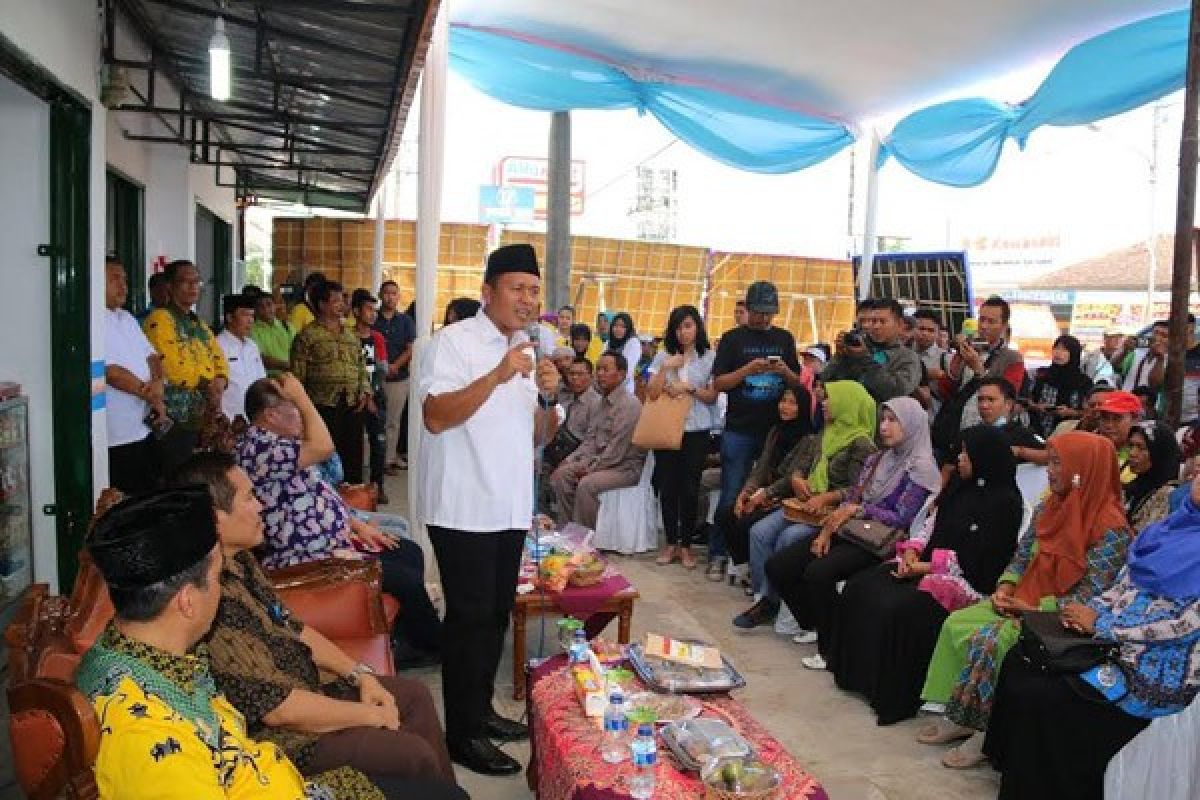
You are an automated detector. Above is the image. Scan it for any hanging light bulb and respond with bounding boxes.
[209,17,231,101]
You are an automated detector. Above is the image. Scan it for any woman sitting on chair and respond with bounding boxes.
[917,431,1133,769]
[984,469,1200,800]
[765,396,941,666]
[1123,420,1181,534]
[825,425,1023,724]
[732,381,877,629]
[236,375,441,668]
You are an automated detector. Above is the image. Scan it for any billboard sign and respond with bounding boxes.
[478,185,536,224]
[496,156,586,219]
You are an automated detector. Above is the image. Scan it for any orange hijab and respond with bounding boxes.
[1015,431,1131,606]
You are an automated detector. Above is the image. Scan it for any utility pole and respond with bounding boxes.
[546,111,572,311]
[1165,0,1200,426]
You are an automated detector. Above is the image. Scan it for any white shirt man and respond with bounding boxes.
[217,295,266,422]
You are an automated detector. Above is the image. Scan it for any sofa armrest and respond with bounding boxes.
[7,678,100,800]
[268,558,390,640]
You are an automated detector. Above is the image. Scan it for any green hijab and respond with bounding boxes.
[808,381,877,493]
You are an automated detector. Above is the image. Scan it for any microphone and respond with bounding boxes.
[525,322,542,361]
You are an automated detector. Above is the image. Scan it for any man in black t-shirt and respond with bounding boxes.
[709,281,810,580]
[352,289,389,498]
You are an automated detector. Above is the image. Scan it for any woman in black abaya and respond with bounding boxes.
[825,425,1024,725]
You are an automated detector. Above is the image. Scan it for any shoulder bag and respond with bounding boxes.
[834,456,905,558]
[631,368,692,451]
[1016,610,1119,674]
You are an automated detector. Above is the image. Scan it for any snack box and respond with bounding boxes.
[571,664,607,718]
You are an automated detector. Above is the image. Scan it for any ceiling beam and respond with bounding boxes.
[138,0,398,65]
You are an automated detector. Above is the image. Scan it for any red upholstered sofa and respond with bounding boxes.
[4,490,399,799]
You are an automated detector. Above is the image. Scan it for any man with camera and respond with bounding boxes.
[822,298,922,404]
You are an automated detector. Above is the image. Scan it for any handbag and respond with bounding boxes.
[1017,610,1119,674]
[543,426,582,468]
[631,371,692,450]
[837,517,904,559]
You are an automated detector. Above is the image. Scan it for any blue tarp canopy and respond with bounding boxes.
[449,0,1185,187]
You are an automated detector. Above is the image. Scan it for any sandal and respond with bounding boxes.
[916,718,974,745]
[656,546,679,566]
[941,734,987,769]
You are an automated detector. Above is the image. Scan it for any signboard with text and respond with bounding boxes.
[478,185,536,224]
[495,156,586,219]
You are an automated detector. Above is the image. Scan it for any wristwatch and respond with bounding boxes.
[346,662,376,687]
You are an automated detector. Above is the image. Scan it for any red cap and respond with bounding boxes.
[1097,390,1142,415]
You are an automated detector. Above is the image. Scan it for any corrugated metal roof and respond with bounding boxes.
[110,0,438,211]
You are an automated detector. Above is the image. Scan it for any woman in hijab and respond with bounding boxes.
[764,397,941,670]
[733,381,877,629]
[985,471,1200,800]
[605,312,642,395]
[717,387,818,593]
[1029,334,1094,438]
[825,425,1023,724]
[1124,420,1181,534]
[917,431,1134,769]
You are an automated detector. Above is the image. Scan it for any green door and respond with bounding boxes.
[48,95,93,591]
[106,170,146,313]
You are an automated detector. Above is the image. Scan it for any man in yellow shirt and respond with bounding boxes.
[77,487,464,800]
[142,260,229,467]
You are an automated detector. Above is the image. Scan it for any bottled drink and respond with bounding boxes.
[600,691,629,763]
[628,723,657,799]
[568,628,591,664]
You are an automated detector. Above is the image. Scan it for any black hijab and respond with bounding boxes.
[606,312,636,352]
[1125,421,1182,519]
[923,425,1023,594]
[1040,334,1092,394]
[770,388,816,465]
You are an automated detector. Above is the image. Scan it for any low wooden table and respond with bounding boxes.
[511,586,639,700]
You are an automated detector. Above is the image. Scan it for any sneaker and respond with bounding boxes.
[732,598,779,629]
[706,556,728,581]
[774,606,802,636]
[801,653,827,670]
[792,630,818,645]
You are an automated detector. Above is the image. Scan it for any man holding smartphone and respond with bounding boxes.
[709,281,809,581]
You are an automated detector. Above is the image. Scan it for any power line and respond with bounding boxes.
[584,137,680,201]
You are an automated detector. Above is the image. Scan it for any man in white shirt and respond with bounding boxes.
[216,293,267,423]
[418,243,561,777]
[103,259,165,493]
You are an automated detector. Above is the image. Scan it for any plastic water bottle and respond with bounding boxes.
[600,691,629,763]
[628,723,657,799]
[569,629,591,664]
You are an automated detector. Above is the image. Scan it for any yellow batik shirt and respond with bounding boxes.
[76,625,381,800]
[143,307,230,427]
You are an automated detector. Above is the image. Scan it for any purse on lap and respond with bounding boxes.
[1016,610,1119,674]
[836,517,904,559]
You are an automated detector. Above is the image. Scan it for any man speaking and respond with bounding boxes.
[417,243,561,776]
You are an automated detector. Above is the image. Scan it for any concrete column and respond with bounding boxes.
[546,111,572,310]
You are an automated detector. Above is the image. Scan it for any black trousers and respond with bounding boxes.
[364,390,387,486]
[428,526,525,741]
[765,536,880,650]
[108,435,160,494]
[716,505,775,567]
[653,431,710,547]
[317,399,364,484]
[377,538,441,653]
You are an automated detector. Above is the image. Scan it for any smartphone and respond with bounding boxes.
[767,355,782,364]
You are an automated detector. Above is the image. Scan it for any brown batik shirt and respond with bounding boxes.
[204,550,357,772]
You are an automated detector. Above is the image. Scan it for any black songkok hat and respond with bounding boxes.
[88,486,218,590]
[222,293,258,316]
[484,243,540,283]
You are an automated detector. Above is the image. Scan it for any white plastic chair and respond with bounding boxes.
[1015,463,1049,509]
[593,453,662,554]
[1106,694,1200,799]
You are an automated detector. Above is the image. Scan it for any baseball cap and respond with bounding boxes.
[1097,390,1142,415]
[801,347,827,364]
[745,281,780,314]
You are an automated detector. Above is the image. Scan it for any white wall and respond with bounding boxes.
[0,76,57,589]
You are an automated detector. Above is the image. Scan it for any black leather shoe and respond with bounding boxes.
[447,736,522,776]
[484,710,529,742]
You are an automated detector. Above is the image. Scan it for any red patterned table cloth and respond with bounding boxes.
[528,657,828,800]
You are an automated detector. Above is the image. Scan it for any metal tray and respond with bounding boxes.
[627,642,747,694]
[660,717,753,773]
